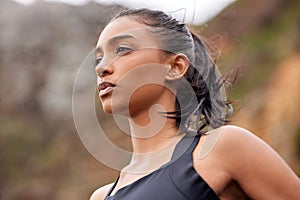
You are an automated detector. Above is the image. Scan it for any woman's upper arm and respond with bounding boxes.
[221,125,300,199]
[90,183,113,200]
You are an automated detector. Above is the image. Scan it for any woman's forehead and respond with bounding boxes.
[98,18,149,43]
[97,18,160,49]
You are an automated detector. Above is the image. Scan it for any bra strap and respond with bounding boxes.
[170,134,201,162]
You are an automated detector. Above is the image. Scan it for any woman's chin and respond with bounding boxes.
[102,107,113,114]
[101,100,128,116]
[100,99,113,114]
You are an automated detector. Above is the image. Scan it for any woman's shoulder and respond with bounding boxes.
[193,124,273,184]
[199,125,275,164]
[208,124,255,138]
[203,125,262,150]
[89,183,114,200]
[196,125,257,158]
[197,125,300,199]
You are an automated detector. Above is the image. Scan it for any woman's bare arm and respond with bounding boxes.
[221,125,300,199]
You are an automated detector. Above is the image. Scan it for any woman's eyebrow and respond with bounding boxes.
[96,34,136,55]
[108,34,136,44]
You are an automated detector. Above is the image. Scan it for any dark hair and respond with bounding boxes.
[112,8,232,135]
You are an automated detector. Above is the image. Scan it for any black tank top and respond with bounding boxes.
[105,135,220,200]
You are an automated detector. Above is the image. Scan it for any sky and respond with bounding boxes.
[12,0,236,25]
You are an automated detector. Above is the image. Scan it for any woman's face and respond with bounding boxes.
[95,17,172,116]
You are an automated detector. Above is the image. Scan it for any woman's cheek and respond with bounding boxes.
[111,66,168,116]
[128,84,166,111]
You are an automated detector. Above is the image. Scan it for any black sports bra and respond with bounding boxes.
[105,134,219,200]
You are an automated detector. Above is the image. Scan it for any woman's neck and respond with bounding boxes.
[123,132,184,174]
[128,102,180,153]
[124,106,184,173]
[123,89,183,172]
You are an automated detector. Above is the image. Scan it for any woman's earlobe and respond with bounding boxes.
[165,69,181,81]
[165,54,190,81]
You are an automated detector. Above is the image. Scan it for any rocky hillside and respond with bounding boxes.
[0,0,299,199]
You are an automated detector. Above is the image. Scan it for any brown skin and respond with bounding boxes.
[91,17,300,200]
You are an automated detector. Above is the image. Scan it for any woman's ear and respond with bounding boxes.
[165,53,190,81]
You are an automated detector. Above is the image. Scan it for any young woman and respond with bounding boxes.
[90,8,300,200]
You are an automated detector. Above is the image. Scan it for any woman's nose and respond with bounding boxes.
[95,64,113,78]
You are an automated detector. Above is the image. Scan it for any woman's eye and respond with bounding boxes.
[116,46,132,55]
[95,57,103,66]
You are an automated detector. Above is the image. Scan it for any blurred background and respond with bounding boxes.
[0,0,299,199]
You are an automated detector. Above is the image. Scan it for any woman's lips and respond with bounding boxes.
[98,82,115,97]
[99,86,114,96]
